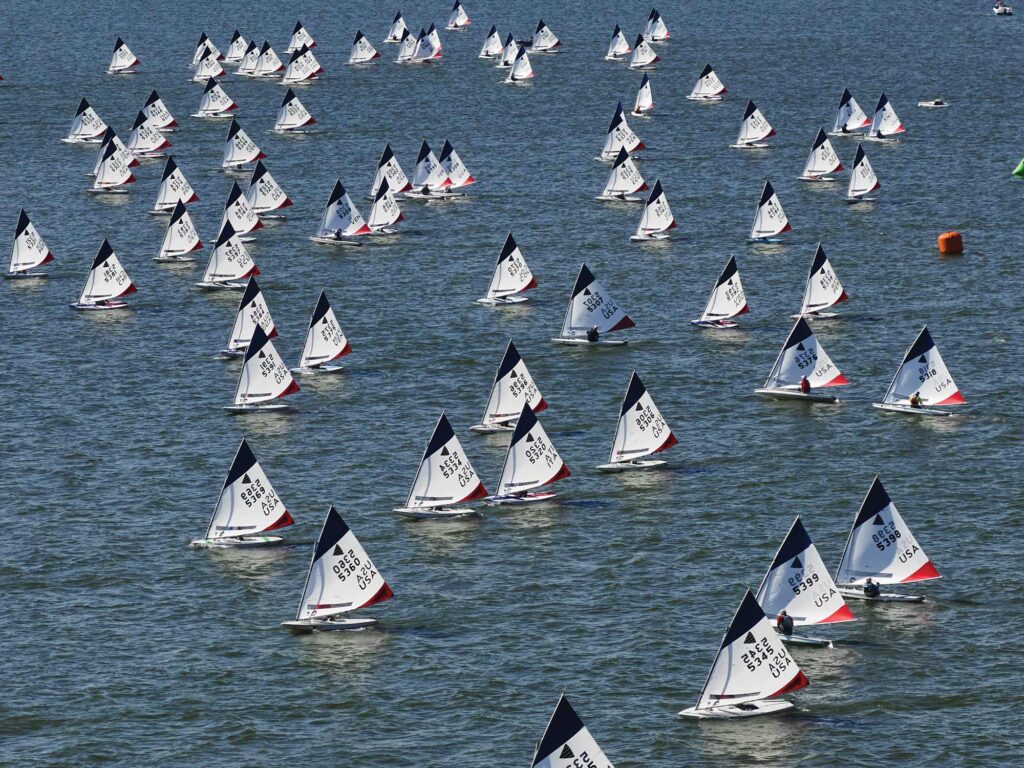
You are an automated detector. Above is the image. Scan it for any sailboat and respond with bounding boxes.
[479,25,503,58]
[873,326,965,415]
[845,144,880,202]
[598,102,644,161]
[867,93,905,141]
[220,277,277,358]
[311,181,369,244]
[439,140,475,192]
[287,20,316,53]
[687,63,727,101]
[606,25,632,60]
[155,201,202,262]
[274,88,316,133]
[447,1,471,30]
[799,128,843,181]
[678,589,809,719]
[486,403,568,504]
[691,256,747,328]
[470,341,546,432]
[370,143,412,199]
[192,47,225,82]
[190,438,294,548]
[195,221,259,291]
[748,179,791,241]
[406,141,453,198]
[644,8,670,41]
[90,127,137,178]
[531,695,616,768]
[553,263,635,345]
[410,25,443,62]
[830,88,870,136]
[107,37,139,74]
[224,30,248,64]
[792,244,848,319]
[631,180,675,241]
[476,233,536,305]
[251,41,285,79]
[291,291,351,374]
[755,317,849,402]
[367,178,405,234]
[246,162,292,218]
[190,33,222,68]
[835,476,941,602]
[393,413,487,519]
[63,98,108,143]
[226,325,298,412]
[222,181,263,240]
[193,77,237,119]
[395,29,416,63]
[349,32,381,64]
[385,11,408,43]
[70,239,136,310]
[126,111,171,158]
[236,41,259,76]
[497,34,517,68]
[89,140,137,194]
[755,517,855,648]
[281,506,394,632]
[505,46,534,83]
[628,34,659,69]
[731,100,775,148]
[597,147,647,202]
[632,73,654,116]
[143,90,177,131]
[596,371,676,472]
[529,20,560,53]
[7,210,55,280]
[222,118,266,171]
[282,44,323,84]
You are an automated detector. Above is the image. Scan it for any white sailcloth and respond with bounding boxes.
[410,25,442,62]
[222,181,263,236]
[644,9,670,41]
[832,88,870,134]
[192,47,225,82]
[78,240,136,305]
[92,127,137,177]
[606,25,631,59]
[287,21,317,53]
[385,12,408,43]
[203,439,294,541]
[274,88,315,132]
[316,181,370,237]
[395,29,416,63]
[202,221,258,285]
[439,140,475,188]
[411,141,452,191]
[600,147,647,198]
[798,244,848,316]
[401,414,487,510]
[93,141,137,190]
[246,162,291,215]
[191,33,222,68]
[633,73,654,114]
[868,93,905,139]
[479,341,547,428]
[878,327,965,407]
[847,144,880,199]
[698,256,748,323]
[196,77,237,117]
[65,98,108,143]
[606,371,677,465]
[298,291,351,369]
[349,31,380,64]
[224,30,248,63]
[222,119,265,169]
[734,100,775,146]
[633,180,676,239]
[9,210,55,275]
[506,47,534,82]
[282,45,323,84]
[371,144,412,197]
[232,325,299,407]
[126,111,170,156]
[559,264,635,338]
[479,25,502,58]
[252,41,285,78]
[688,63,727,100]
[447,1,471,30]
[226,277,277,352]
[800,128,842,180]
[143,90,177,130]
[498,34,517,67]
[530,20,560,52]
[600,103,644,160]
[749,179,791,239]
[236,41,259,75]
[158,201,202,259]
[495,404,569,496]
[108,37,139,74]
[484,234,536,301]
[762,318,849,390]
[531,695,616,768]
[628,34,659,69]
[367,179,404,231]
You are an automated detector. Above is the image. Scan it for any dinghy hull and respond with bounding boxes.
[791,311,840,320]
[678,700,795,719]
[872,403,954,417]
[281,617,377,633]
[195,280,247,291]
[476,295,530,305]
[224,402,292,413]
[552,337,628,346]
[5,271,48,280]
[69,301,129,311]
[190,535,285,548]
[838,587,925,603]
[469,423,515,434]
[755,387,838,403]
[309,236,363,246]
[392,507,481,520]
[484,491,558,505]
[289,364,344,375]
[779,633,834,648]
[691,319,738,329]
[595,459,667,473]
[630,232,672,241]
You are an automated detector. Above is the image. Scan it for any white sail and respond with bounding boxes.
[202,221,259,284]
[506,47,534,82]
[606,371,677,464]
[203,439,294,541]
[195,77,237,117]
[371,144,411,197]
[92,127,137,177]
[410,25,442,62]
[294,507,393,621]
[191,33,222,68]
[798,244,848,316]
[498,34,517,67]
[868,93,905,139]
[600,147,647,198]
[690,590,809,713]
[287,20,317,53]
[644,8,670,41]
[479,25,502,58]
[65,98,108,143]
[411,141,452,191]
[385,12,408,43]
[367,179,404,231]
[755,517,855,626]
[222,119,265,170]
[606,25,631,59]
[232,325,298,407]
[531,695,616,768]
[316,180,370,237]
[126,111,170,157]
[93,140,137,190]
[274,88,315,132]
[9,210,55,275]
[530,20,560,52]
[878,327,965,406]
[628,34,659,69]
[158,201,202,259]
[192,47,225,82]
[600,102,644,160]
[226,277,277,352]
[224,30,248,63]
[484,234,536,300]
[402,414,487,510]
[688,63,727,100]
[439,141,475,187]
[298,291,351,369]
[395,29,416,62]
[733,100,775,146]
[222,181,263,236]
[447,1,471,30]
[633,73,653,114]
[633,180,676,239]
[143,90,176,130]
[108,37,139,74]
[282,45,323,84]
[749,179,791,239]
[699,256,748,323]
[495,404,569,496]
[846,144,880,199]
[237,41,259,75]
[836,477,941,586]
[349,31,380,64]
[559,263,635,338]
[763,318,849,390]
[832,88,870,134]
[77,240,136,305]
[245,162,292,215]
[252,41,284,78]
[479,341,546,428]
[800,128,842,180]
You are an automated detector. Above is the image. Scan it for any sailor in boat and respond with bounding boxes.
[587,325,599,343]
[909,391,923,408]
[800,376,811,394]
[863,578,881,598]
[776,610,794,637]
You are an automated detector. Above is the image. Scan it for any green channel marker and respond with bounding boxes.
[1013,159,1024,177]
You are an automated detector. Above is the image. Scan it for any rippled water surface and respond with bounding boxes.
[1,1,1022,766]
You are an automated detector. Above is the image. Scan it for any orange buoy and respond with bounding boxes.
[937,231,963,255]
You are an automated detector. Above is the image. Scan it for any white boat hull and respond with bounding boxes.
[475,295,529,305]
[484,491,558,505]
[779,632,833,648]
[730,142,770,149]
[190,535,285,548]
[224,402,292,413]
[392,506,481,520]
[838,587,925,603]
[630,232,671,241]
[679,700,795,719]
[195,280,247,291]
[469,423,515,434]
[596,194,643,203]
[691,319,738,329]
[70,301,129,311]
[154,255,197,263]
[790,311,840,320]
[595,459,667,473]
[798,175,837,182]
[282,616,377,633]
[309,235,363,247]
[87,187,130,195]
[872,402,954,417]
[552,337,628,346]
[289,364,344,375]
[5,271,48,280]
[755,387,839,403]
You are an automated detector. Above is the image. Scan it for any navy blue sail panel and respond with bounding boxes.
[721,590,766,649]
[424,414,455,457]
[224,438,257,487]
[759,179,777,206]
[496,341,522,380]
[783,317,814,350]
[498,233,518,262]
[717,256,738,287]
[810,243,828,274]
[571,264,596,298]
[314,506,350,562]
[92,239,115,269]
[620,371,647,415]
[771,517,812,569]
[311,291,331,326]
[510,402,539,445]
[902,326,935,364]
[855,476,892,527]
[532,695,584,766]
[243,324,270,363]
